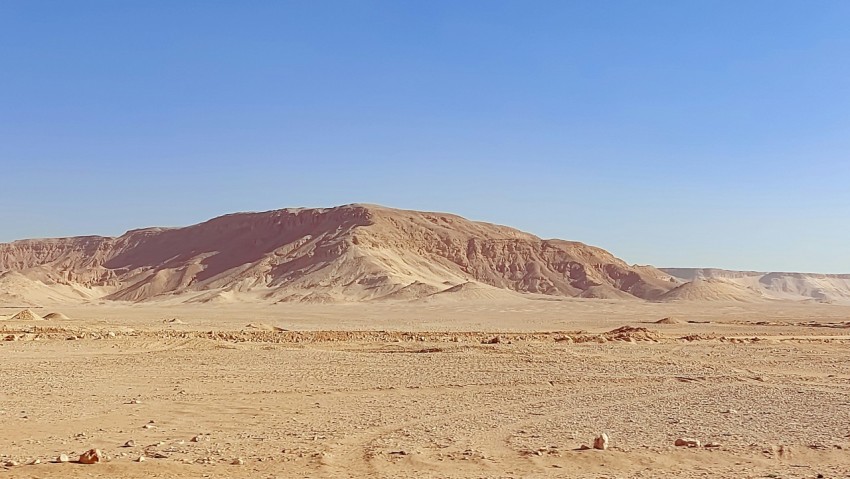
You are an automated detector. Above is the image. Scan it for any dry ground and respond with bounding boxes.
[2,299,850,478]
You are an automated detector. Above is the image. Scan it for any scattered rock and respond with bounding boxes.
[57,454,70,463]
[482,336,501,344]
[4,460,19,467]
[704,442,722,448]
[593,433,609,450]
[28,458,41,465]
[578,444,591,450]
[143,424,155,429]
[674,438,701,448]
[124,440,136,447]
[78,448,104,464]
[137,455,145,462]
[232,457,244,465]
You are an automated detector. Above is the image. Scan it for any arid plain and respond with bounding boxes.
[3,300,850,478]
[2,206,849,478]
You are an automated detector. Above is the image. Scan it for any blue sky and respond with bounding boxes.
[1,1,849,272]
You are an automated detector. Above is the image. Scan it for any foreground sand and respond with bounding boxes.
[2,299,850,478]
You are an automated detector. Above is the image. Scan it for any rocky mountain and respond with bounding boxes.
[0,204,678,305]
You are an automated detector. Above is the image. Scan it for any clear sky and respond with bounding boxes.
[1,1,849,273]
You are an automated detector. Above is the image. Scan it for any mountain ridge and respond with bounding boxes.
[0,204,676,305]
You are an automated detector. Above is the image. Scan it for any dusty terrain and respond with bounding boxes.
[2,206,849,477]
[2,299,850,478]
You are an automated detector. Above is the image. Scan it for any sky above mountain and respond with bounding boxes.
[1,1,849,273]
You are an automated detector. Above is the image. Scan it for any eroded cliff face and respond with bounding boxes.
[0,204,674,303]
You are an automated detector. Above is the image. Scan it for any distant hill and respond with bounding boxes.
[662,268,850,304]
[0,204,676,304]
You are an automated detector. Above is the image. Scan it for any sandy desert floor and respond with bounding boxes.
[2,299,850,478]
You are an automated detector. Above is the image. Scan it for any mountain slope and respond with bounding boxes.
[0,204,676,304]
[656,278,767,303]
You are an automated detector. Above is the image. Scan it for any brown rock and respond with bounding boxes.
[674,438,701,448]
[593,433,609,450]
[232,457,244,465]
[78,449,104,464]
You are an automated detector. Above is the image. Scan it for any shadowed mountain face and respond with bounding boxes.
[0,204,676,303]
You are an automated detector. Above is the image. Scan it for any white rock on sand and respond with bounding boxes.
[593,433,609,450]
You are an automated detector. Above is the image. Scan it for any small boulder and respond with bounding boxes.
[674,438,701,448]
[593,433,609,450]
[78,449,104,464]
[123,440,136,447]
[57,454,70,463]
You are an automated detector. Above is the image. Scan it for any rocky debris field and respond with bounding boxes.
[2,321,850,478]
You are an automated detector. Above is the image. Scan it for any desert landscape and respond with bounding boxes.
[1,205,849,478]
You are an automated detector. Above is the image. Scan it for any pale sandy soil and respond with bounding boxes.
[2,299,850,478]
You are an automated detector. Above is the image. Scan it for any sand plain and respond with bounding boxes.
[2,298,850,478]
